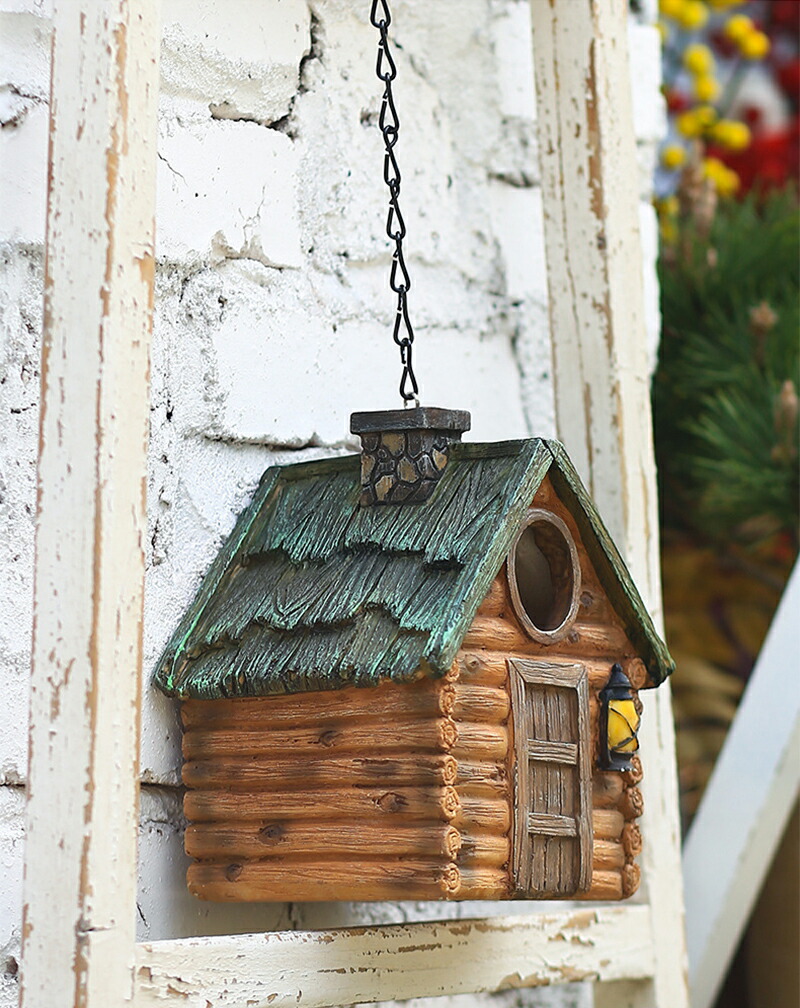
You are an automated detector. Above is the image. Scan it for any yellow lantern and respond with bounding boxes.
[600,664,641,771]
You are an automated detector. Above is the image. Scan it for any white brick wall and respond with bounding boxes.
[0,1,664,1003]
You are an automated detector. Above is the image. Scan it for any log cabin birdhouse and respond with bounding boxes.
[154,408,674,903]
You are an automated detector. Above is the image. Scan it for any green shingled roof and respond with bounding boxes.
[154,439,673,699]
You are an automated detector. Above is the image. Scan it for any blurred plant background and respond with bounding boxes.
[652,3,798,1005]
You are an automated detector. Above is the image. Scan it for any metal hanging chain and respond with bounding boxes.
[370,0,420,406]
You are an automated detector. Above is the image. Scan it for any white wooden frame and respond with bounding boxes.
[21,1,688,1006]
[683,563,800,1008]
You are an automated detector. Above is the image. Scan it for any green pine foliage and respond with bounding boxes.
[654,188,799,547]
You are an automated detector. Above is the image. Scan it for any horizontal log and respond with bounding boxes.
[450,722,508,761]
[188,859,461,902]
[459,650,642,696]
[453,796,511,834]
[183,754,459,792]
[622,821,643,860]
[184,786,461,824]
[458,651,509,688]
[576,869,623,901]
[592,839,626,871]
[454,760,507,789]
[476,575,508,618]
[455,867,510,900]
[181,681,455,731]
[182,718,459,761]
[463,616,529,652]
[528,813,577,837]
[622,862,641,898]
[452,685,510,724]
[457,832,511,868]
[185,822,463,862]
[620,786,644,821]
[592,808,625,841]
[592,772,624,809]
[456,780,509,803]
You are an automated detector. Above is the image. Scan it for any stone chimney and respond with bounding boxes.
[350,407,471,505]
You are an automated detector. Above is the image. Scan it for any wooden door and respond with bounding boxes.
[510,659,592,895]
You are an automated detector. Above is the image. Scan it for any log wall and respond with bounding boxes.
[460,473,646,900]
[181,673,489,902]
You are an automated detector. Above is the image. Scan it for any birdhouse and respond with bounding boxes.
[154,408,674,903]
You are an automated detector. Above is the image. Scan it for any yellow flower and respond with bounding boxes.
[661,144,687,170]
[677,112,701,138]
[657,195,680,217]
[710,120,751,151]
[703,157,740,196]
[708,0,742,7]
[676,0,709,30]
[739,30,770,60]
[660,219,679,244]
[684,43,715,76]
[659,0,685,18]
[694,75,721,102]
[724,14,754,42]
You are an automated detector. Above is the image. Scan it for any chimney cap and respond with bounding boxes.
[350,406,471,435]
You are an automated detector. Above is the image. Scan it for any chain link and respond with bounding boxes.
[370,0,420,405]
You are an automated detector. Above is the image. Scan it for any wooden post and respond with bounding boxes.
[21,2,159,1006]
[530,2,689,1007]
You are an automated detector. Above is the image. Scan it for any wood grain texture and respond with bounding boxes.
[182,754,459,791]
[454,868,510,899]
[21,4,158,1007]
[188,860,462,902]
[452,797,511,834]
[578,870,624,902]
[451,685,510,723]
[185,786,462,824]
[134,906,657,1006]
[475,574,509,617]
[593,809,625,840]
[622,821,643,859]
[456,833,510,868]
[593,840,626,871]
[458,651,510,687]
[622,862,642,898]
[510,660,592,896]
[182,718,459,760]
[532,5,685,999]
[181,680,457,729]
[620,786,644,822]
[185,822,463,861]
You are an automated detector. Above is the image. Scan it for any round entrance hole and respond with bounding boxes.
[508,509,580,641]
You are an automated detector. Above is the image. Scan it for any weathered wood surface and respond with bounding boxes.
[510,660,593,896]
[183,753,459,790]
[683,564,800,1008]
[185,822,464,861]
[460,648,638,693]
[134,906,656,1006]
[532,0,688,999]
[185,785,462,824]
[593,808,625,840]
[182,683,457,728]
[21,3,158,1008]
[182,718,460,759]
[463,614,632,658]
[188,860,463,902]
